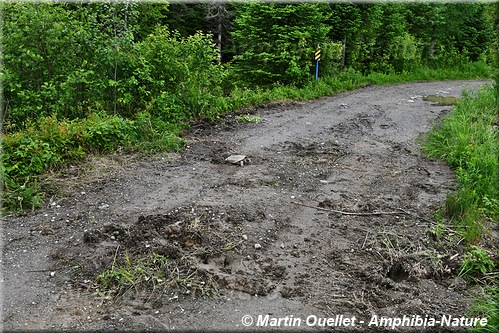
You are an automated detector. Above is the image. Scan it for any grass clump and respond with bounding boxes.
[95,251,218,299]
[235,114,261,123]
[423,85,498,243]
[470,285,499,332]
[459,246,496,280]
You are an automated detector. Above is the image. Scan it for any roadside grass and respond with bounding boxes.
[422,84,498,330]
[423,85,498,244]
[470,285,499,333]
[1,61,492,212]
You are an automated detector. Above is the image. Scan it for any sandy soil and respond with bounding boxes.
[2,80,494,332]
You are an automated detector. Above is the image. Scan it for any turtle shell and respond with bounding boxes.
[225,155,247,164]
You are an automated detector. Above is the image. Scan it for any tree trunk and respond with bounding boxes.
[206,1,230,64]
[341,35,347,69]
[429,26,436,64]
[217,20,222,64]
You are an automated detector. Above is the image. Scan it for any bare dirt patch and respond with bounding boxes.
[2,80,494,332]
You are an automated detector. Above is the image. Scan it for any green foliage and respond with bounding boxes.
[1,112,183,211]
[231,2,330,87]
[316,40,343,77]
[470,285,499,332]
[132,111,185,153]
[132,27,227,122]
[2,2,224,130]
[95,251,217,297]
[494,2,499,113]
[2,2,139,128]
[459,246,495,278]
[235,114,261,123]
[323,2,495,75]
[423,86,498,243]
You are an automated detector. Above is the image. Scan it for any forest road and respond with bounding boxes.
[2,80,493,332]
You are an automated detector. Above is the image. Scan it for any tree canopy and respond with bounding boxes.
[1,0,495,130]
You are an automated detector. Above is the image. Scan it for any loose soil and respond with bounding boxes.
[2,80,496,332]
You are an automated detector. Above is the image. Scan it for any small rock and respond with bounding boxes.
[98,204,109,209]
[242,234,248,240]
[254,243,262,249]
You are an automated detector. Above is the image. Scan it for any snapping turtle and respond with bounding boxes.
[225,154,249,166]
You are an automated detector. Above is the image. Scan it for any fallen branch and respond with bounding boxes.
[291,201,434,223]
[24,268,62,273]
[292,201,403,216]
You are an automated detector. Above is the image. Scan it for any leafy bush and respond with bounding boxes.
[1,112,183,211]
[129,28,227,122]
[459,246,496,278]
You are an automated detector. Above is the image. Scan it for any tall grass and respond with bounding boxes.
[423,85,498,244]
[423,84,498,332]
[470,285,499,332]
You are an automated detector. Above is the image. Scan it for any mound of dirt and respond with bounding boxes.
[72,204,285,297]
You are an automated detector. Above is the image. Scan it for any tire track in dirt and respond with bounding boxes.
[2,80,491,331]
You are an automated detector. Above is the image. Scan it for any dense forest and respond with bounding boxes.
[1,1,497,211]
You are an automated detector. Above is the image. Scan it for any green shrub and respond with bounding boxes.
[133,28,227,122]
[80,113,136,151]
[459,246,495,278]
[1,112,183,211]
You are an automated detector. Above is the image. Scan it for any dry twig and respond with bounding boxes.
[291,201,433,223]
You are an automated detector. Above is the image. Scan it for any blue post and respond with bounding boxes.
[315,60,319,81]
[315,44,320,81]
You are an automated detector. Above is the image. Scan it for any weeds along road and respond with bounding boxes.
[2,80,492,331]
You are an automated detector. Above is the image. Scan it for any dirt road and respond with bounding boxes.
[2,80,492,332]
